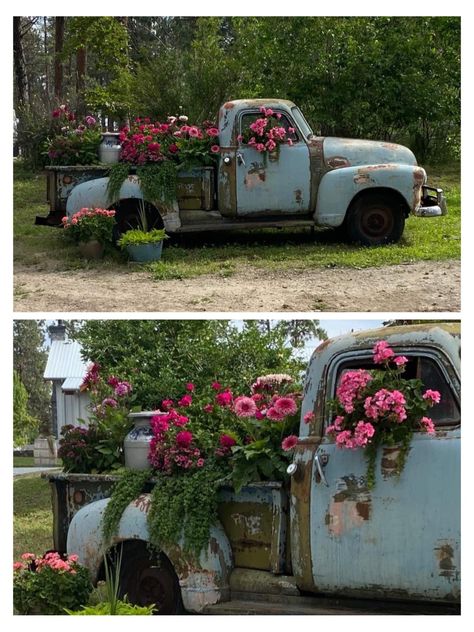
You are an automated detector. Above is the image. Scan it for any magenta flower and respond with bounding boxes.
[266,407,285,421]
[178,394,192,407]
[115,381,132,397]
[176,431,193,447]
[185,383,195,392]
[211,381,222,391]
[219,434,237,448]
[394,356,408,366]
[281,435,298,451]
[216,390,233,407]
[303,411,315,424]
[161,399,174,409]
[203,404,213,413]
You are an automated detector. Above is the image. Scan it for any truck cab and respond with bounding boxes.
[45,323,460,614]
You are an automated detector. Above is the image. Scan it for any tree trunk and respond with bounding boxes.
[54,17,65,102]
[75,45,87,115]
[43,17,50,106]
[13,16,28,108]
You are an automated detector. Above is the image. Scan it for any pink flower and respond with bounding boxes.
[151,414,169,434]
[196,458,205,468]
[421,416,436,435]
[176,431,193,447]
[161,399,174,409]
[281,435,298,451]
[255,410,265,420]
[13,562,26,571]
[423,389,441,405]
[178,394,192,407]
[211,381,222,390]
[203,404,213,413]
[188,126,200,137]
[168,143,179,154]
[102,397,117,408]
[216,390,233,407]
[373,340,395,364]
[85,115,96,126]
[273,396,298,416]
[266,407,285,421]
[21,552,35,561]
[394,356,408,366]
[303,411,315,424]
[234,396,258,417]
[206,127,219,137]
[173,414,189,427]
[68,554,79,563]
[211,145,220,153]
[219,434,237,448]
[115,381,132,397]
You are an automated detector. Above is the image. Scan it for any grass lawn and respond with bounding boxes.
[14,160,460,281]
[13,474,54,561]
[13,456,35,467]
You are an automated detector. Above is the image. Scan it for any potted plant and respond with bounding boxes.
[62,207,116,259]
[13,551,92,615]
[117,200,168,262]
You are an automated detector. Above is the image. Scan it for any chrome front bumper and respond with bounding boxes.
[414,185,448,217]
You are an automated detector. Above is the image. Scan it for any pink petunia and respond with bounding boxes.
[281,435,298,451]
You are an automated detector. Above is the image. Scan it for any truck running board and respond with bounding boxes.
[175,219,316,233]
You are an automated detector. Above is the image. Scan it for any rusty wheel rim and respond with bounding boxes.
[134,566,176,614]
[360,205,394,239]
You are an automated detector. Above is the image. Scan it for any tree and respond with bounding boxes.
[13,321,51,432]
[72,320,307,409]
[54,17,65,101]
[13,371,40,446]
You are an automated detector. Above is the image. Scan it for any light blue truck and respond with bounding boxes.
[45,323,460,614]
[39,99,446,246]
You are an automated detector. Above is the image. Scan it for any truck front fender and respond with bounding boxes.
[65,176,181,232]
[314,164,426,227]
[66,494,233,612]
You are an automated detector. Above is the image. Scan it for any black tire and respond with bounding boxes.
[345,193,405,246]
[117,541,183,614]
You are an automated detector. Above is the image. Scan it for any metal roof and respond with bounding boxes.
[44,340,88,380]
[61,377,84,391]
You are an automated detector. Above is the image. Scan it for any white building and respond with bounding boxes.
[43,322,91,439]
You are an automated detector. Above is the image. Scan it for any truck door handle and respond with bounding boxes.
[314,454,329,487]
[237,152,246,167]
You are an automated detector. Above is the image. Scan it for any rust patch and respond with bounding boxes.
[327,156,351,169]
[132,494,151,513]
[434,542,458,579]
[73,490,85,505]
[295,189,302,204]
[354,173,373,185]
[381,142,400,151]
[223,101,235,110]
[327,476,371,536]
[380,446,408,479]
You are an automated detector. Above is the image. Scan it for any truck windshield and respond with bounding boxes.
[291,107,313,139]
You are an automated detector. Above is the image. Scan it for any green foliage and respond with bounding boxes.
[147,467,225,555]
[137,163,178,205]
[14,475,53,561]
[72,321,304,409]
[118,228,167,247]
[15,107,51,169]
[67,600,154,615]
[230,440,290,493]
[101,469,151,542]
[14,554,92,615]
[107,163,130,203]
[13,321,50,433]
[13,371,40,446]
[62,208,116,244]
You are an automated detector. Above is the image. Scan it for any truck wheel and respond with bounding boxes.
[118,541,183,614]
[346,193,405,246]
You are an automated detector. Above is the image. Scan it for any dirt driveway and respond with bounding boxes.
[14,259,460,312]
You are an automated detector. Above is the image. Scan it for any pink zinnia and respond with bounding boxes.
[273,396,297,416]
[234,396,257,418]
[281,435,298,451]
[211,145,220,153]
[303,411,315,424]
[266,407,285,421]
[185,382,195,392]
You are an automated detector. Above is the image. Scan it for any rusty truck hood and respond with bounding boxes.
[322,137,417,170]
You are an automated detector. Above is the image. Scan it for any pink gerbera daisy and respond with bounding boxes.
[273,396,297,416]
[233,396,257,418]
[281,435,298,451]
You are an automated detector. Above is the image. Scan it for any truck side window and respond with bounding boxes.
[335,355,459,427]
[240,112,299,143]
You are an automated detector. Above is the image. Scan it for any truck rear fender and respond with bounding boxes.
[314,164,425,227]
[66,495,233,612]
[65,176,181,232]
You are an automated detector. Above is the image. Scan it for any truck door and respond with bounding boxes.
[309,350,460,602]
[236,110,310,216]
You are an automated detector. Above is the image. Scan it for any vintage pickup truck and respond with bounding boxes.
[37,99,447,246]
[44,322,460,615]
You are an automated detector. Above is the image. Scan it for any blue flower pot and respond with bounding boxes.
[126,241,164,262]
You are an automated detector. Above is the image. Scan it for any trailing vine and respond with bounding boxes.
[136,162,178,206]
[147,467,225,556]
[107,163,130,204]
[101,468,151,542]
